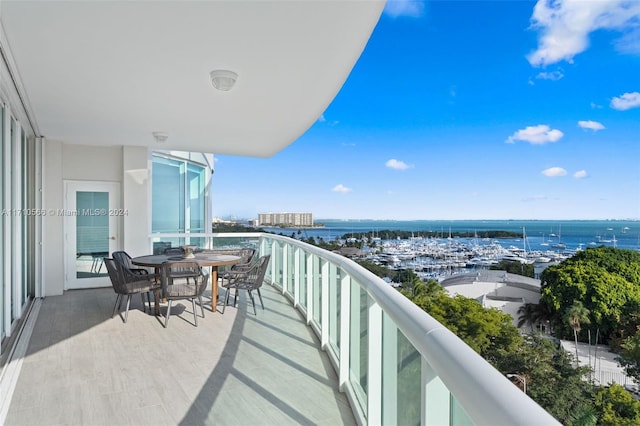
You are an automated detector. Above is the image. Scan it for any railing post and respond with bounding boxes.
[293,246,301,308]
[270,239,278,287]
[305,253,314,325]
[367,301,382,425]
[339,274,351,391]
[321,259,329,348]
[282,243,289,295]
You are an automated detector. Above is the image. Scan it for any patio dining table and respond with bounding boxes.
[131,253,241,312]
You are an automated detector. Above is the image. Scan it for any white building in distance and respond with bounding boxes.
[258,212,313,227]
[441,270,541,329]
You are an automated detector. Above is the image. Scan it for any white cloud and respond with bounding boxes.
[384,0,425,18]
[317,114,339,126]
[614,27,640,55]
[590,102,603,109]
[611,91,640,110]
[536,70,564,81]
[332,184,352,194]
[574,170,588,178]
[506,124,564,144]
[385,159,413,170]
[578,120,605,131]
[527,0,640,67]
[542,167,567,177]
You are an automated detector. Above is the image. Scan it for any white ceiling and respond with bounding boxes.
[0,1,384,157]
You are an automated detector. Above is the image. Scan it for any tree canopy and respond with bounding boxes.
[490,259,534,277]
[539,247,640,343]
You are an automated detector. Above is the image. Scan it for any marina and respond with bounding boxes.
[264,219,640,279]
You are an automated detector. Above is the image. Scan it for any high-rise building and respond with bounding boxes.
[258,212,313,227]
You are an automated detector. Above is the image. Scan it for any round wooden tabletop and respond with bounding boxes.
[131,253,241,268]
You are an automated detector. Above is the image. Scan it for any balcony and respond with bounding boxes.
[2,233,558,425]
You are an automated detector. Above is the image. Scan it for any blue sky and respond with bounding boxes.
[213,0,640,221]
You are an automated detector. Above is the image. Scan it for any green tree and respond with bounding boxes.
[617,333,640,383]
[490,260,534,278]
[403,284,597,423]
[540,247,640,343]
[568,405,597,426]
[493,334,592,424]
[517,303,545,333]
[593,384,640,426]
[411,291,522,363]
[564,301,591,366]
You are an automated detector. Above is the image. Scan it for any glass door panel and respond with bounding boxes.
[65,181,120,289]
[75,191,109,279]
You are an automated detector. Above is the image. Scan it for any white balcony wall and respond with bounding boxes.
[41,143,152,295]
[122,146,150,257]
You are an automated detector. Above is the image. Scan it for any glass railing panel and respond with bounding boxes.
[208,236,260,250]
[262,238,273,284]
[312,255,322,326]
[350,280,368,412]
[328,264,340,357]
[382,312,421,426]
[450,395,474,425]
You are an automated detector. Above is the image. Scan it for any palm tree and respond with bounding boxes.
[517,303,540,333]
[564,301,591,366]
[568,405,597,426]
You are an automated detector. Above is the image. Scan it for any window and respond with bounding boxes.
[151,154,207,234]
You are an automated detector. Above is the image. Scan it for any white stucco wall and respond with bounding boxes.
[42,142,150,295]
[122,146,150,257]
[42,140,64,296]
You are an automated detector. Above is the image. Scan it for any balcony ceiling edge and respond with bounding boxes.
[0,1,385,158]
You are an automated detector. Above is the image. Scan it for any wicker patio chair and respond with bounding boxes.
[161,261,209,327]
[104,258,161,323]
[112,250,152,276]
[219,248,258,303]
[222,254,270,315]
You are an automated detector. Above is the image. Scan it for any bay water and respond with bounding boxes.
[264,219,640,252]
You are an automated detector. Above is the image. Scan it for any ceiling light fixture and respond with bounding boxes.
[152,131,168,143]
[210,70,238,91]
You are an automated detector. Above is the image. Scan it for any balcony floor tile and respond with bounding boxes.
[5,283,356,426]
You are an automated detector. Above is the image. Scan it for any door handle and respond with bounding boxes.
[109,236,116,240]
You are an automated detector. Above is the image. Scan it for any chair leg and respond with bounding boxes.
[192,299,198,327]
[198,295,205,318]
[164,300,173,328]
[124,295,132,323]
[140,293,146,313]
[222,288,230,314]
[248,290,257,315]
[257,288,264,310]
[234,288,239,307]
[112,294,121,318]
[147,292,152,311]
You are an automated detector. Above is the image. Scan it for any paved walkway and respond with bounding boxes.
[561,339,634,387]
[5,283,355,425]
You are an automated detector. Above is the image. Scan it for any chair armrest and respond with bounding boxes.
[121,266,155,284]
